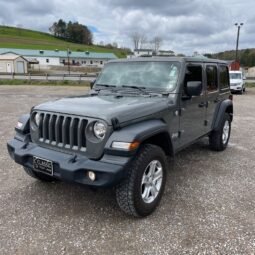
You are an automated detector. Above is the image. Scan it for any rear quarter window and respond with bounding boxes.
[219,65,230,91]
[206,65,218,93]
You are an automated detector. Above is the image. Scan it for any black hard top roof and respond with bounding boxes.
[109,56,227,64]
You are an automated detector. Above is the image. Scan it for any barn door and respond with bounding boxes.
[17,61,25,73]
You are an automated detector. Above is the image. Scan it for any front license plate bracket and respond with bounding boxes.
[33,156,53,176]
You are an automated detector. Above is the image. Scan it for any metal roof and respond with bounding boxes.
[0,48,117,60]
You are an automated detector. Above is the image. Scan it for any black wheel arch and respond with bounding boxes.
[212,99,233,131]
[104,119,174,157]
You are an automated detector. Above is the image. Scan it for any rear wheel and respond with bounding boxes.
[116,144,167,217]
[23,167,57,182]
[209,113,231,151]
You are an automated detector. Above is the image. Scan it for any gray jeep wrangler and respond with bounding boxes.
[7,57,233,217]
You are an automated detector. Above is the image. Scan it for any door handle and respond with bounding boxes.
[199,101,209,108]
[198,102,205,108]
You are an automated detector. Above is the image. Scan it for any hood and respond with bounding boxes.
[230,78,243,84]
[34,94,172,125]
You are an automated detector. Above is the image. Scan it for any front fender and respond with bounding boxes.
[104,119,172,156]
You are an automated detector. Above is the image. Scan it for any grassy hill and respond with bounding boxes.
[0,26,129,58]
[207,48,255,67]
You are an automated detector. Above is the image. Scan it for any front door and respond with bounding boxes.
[179,63,206,147]
[6,63,12,73]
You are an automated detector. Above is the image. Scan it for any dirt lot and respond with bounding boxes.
[0,86,254,255]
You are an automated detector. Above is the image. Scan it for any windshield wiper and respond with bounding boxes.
[94,84,117,93]
[121,85,149,94]
[95,84,117,88]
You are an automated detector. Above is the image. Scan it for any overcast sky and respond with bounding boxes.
[0,0,253,55]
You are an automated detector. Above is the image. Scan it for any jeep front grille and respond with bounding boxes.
[37,113,87,151]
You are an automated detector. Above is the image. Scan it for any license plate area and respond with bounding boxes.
[33,156,53,176]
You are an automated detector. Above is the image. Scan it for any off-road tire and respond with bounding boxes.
[209,113,231,151]
[23,167,57,182]
[116,144,167,217]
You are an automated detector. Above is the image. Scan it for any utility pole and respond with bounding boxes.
[235,23,244,68]
[67,47,70,75]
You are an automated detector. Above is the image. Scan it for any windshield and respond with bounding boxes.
[95,61,181,91]
[230,73,242,79]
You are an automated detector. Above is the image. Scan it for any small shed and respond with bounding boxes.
[0,55,28,73]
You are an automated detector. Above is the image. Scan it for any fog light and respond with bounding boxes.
[88,171,96,181]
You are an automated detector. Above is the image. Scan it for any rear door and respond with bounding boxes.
[204,64,219,132]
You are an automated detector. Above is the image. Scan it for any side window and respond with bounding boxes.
[219,65,229,91]
[206,65,218,92]
[184,65,203,95]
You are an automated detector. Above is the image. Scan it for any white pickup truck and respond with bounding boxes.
[229,70,246,94]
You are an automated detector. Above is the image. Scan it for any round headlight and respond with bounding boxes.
[34,113,40,126]
[93,121,106,140]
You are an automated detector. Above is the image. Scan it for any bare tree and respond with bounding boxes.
[140,35,147,49]
[130,32,141,50]
[151,36,163,53]
[130,32,146,50]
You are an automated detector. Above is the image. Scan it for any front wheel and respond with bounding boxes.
[116,144,167,217]
[209,113,231,151]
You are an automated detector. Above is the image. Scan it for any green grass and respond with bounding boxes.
[0,79,90,86]
[245,82,255,88]
[0,26,128,58]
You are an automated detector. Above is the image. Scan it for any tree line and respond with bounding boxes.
[206,48,255,67]
[49,19,93,45]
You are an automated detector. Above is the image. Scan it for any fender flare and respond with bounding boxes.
[212,99,233,131]
[15,114,30,134]
[104,119,173,156]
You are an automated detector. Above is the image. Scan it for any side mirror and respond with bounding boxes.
[186,81,202,97]
[90,80,96,89]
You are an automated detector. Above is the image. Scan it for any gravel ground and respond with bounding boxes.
[0,85,254,255]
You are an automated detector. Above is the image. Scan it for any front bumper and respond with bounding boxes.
[7,138,130,187]
[230,85,242,92]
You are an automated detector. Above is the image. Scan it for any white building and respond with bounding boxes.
[133,49,153,57]
[157,50,175,57]
[0,54,28,73]
[128,49,175,58]
[0,48,117,70]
